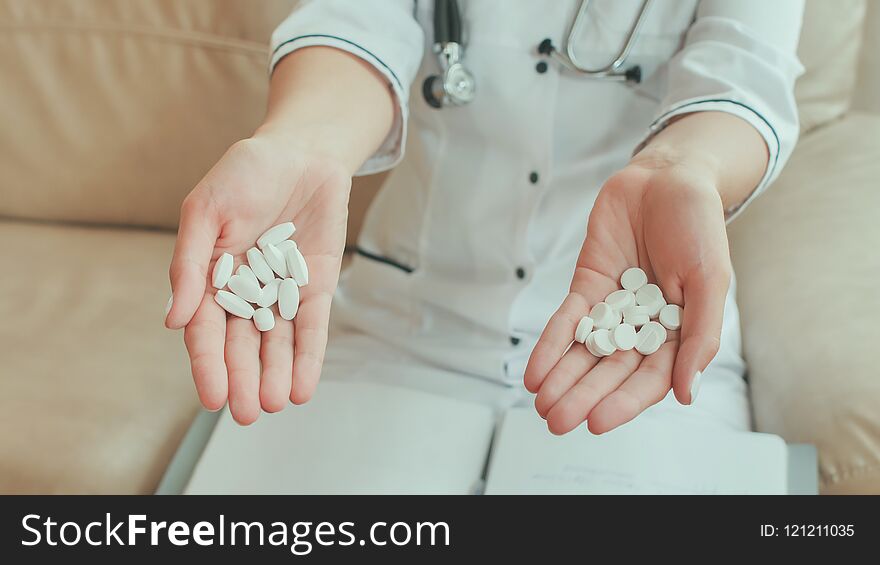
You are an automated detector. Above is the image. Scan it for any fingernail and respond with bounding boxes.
[164,295,174,317]
[689,371,702,405]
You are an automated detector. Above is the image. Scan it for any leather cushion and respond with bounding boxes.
[0,221,198,493]
[729,113,880,493]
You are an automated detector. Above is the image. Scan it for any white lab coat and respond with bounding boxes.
[271,0,804,385]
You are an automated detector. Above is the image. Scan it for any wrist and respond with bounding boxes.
[253,122,357,176]
[630,141,722,195]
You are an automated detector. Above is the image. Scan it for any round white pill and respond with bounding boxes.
[644,296,667,318]
[211,252,234,290]
[246,247,276,285]
[257,278,282,308]
[214,290,255,320]
[635,283,663,307]
[623,312,650,327]
[263,244,289,278]
[605,289,635,313]
[584,334,601,357]
[659,304,682,330]
[257,222,296,250]
[227,273,263,304]
[236,264,259,287]
[584,333,603,357]
[253,307,276,332]
[635,321,667,355]
[620,267,648,292]
[285,246,309,287]
[278,278,300,321]
[574,316,594,343]
[611,323,637,351]
[589,302,620,330]
[590,329,616,357]
[623,304,652,317]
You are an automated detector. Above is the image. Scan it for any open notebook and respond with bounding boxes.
[184,381,788,495]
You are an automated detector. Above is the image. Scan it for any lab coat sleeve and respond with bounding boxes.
[636,0,804,221]
[270,0,425,176]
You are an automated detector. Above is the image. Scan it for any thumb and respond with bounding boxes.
[671,268,730,405]
[166,195,220,329]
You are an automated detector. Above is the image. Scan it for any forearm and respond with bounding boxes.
[255,46,396,176]
[631,112,769,212]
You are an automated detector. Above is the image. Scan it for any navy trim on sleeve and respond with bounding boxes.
[651,98,781,183]
[272,34,403,92]
[354,246,414,273]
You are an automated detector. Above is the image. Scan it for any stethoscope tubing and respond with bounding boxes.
[426,0,651,108]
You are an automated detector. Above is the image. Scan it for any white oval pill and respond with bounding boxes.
[574,316,594,343]
[257,222,296,250]
[257,278,282,308]
[605,289,635,313]
[214,290,255,319]
[611,323,637,351]
[659,304,682,330]
[227,273,263,304]
[253,307,276,332]
[635,321,667,355]
[246,247,276,285]
[263,244,289,278]
[285,247,309,287]
[620,267,648,292]
[636,283,663,306]
[590,329,616,356]
[211,252,234,289]
[236,264,259,287]
[278,278,300,320]
[275,239,297,254]
[589,302,621,330]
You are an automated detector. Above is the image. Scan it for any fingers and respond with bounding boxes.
[534,343,600,418]
[183,294,229,411]
[166,196,220,329]
[225,316,262,425]
[587,341,676,434]
[259,317,294,413]
[524,293,589,393]
[672,271,728,405]
[546,349,642,435]
[290,290,333,404]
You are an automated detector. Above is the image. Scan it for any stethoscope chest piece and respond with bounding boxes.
[423,58,476,108]
[423,0,475,109]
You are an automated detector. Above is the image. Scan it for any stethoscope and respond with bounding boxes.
[423,0,653,109]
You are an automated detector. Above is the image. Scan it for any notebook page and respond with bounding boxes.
[185,381,495,494]
[485,408,787,494]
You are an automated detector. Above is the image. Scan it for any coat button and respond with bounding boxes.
[535,61,548,74]
[516,267,526,279]
[510,336,521,346]
[529,171,539,184]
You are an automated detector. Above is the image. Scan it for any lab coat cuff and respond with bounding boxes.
[634,98,780,223]
[269,35,408,177]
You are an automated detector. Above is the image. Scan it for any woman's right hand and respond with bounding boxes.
[164,133,351,424]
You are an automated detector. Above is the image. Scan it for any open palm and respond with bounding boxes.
[165,137,350,424]
[524,162,732,435]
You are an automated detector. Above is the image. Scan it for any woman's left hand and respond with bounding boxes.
[523,155,733,435]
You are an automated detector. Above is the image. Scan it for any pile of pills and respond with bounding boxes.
[574,267,682,357]
[211,222,308,332]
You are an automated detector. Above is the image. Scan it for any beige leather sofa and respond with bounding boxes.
[0,1,877,494]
